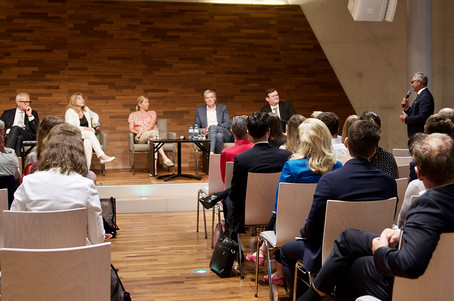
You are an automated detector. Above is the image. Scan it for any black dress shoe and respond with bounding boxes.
[199,194,220,209]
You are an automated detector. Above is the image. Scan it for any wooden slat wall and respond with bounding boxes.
[0,1,355,171]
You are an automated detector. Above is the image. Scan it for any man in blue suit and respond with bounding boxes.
[194,90,233,154]
[298,133,454,301]
[400,71,434,138]
[280,120,397,287]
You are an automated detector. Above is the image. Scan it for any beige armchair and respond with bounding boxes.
[128,119,176,175]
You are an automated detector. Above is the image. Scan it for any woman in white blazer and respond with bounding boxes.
[65,92,114,168]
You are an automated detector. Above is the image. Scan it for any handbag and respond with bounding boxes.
[212,220,226,249]
[209,227,238,278]
[100,197,120,237]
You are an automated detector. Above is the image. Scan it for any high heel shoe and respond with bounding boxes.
[100,156,115,164]
[164,159,174,167]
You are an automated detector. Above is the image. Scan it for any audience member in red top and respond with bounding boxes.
[200,115,253,209]
[220,115,253,183]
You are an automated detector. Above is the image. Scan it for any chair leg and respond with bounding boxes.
[196,190,201,233]
[255,235,261,297]
[172,150,175,174]
[195,150,199,174]
[202,201,208,239]
[101,163,106,176]
[238,233,244,279]
[266,241,274,301]
[132,151,135,175]
[211,206,215,247]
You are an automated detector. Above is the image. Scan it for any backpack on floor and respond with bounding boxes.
[111,264,131,301]
[100,197,120,237]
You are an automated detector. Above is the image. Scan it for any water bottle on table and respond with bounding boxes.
[194,124,199,140]
[188,125,193,140]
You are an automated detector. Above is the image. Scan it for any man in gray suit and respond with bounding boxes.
[194,90,233,154]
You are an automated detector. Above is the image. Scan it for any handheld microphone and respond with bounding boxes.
[402,91,411,108]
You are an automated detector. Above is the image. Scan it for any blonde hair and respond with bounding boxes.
[39,123,88,176]
[136,95,148,111]
[291,118,337,174]
[66,92,85,112]
[341,115,359,143]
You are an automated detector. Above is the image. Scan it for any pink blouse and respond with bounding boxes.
[128,111,158,133]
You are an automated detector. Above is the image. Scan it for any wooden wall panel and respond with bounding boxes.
[0,1,354,172]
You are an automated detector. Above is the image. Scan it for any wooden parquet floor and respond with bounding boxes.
[110,211,293,301]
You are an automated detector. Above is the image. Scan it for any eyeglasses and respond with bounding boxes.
[410,80,418,84]
[19,101,32,104]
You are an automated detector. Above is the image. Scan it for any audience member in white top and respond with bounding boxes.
[11,123,104,245]
[396,179,426,228]
[316,112,348,159]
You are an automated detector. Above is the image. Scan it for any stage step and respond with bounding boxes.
[96,182,207,213]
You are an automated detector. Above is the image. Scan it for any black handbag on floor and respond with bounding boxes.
[100,197,120,237]
[209,228,238,278]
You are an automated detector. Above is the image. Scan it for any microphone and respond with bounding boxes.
[402,91,411,108]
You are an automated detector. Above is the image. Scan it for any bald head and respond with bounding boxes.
[438,108,454,123]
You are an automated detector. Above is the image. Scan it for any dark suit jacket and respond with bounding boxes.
[301,157,397,272]
[228,143,291,233]
[260,101,296,123]
[404,88,434,138]
[375,182,454,278]
[0,108,39,138]
[194,104,230,130]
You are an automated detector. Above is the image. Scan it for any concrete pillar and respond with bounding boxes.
[408,0,432,90]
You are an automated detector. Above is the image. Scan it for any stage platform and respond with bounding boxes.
[94,167,208,214]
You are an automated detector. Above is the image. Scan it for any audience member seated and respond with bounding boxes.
[246,118,343,286]
[339,114,359,164]
[407,133,426,182]
[298,133,454,301]
[396,178,425,228]
[65,92,115,168]
[199,115,253,209]
[0,120,21,181]
[280,120,398,289]
[360,111,398,178]
[24,115,97,183]
[424,113,453,136]
[224,112,291,237]
[24,115,63,174]
[316,112,347,160]
[0,92,39,157]
[0,120,20,207]
[281,114,305,152]
[128,95,174,172]
[260,88,296,133]
[269,113,287,148]
[11,123,105,245]
[194,90,233,154]
[438,107,454,139]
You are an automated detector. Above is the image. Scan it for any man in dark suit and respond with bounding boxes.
[298,133,454,301]
[400,71,434,138]
[224,112,291,234]
[260,88,296,132]
[280,120,397,287]
[0,92,39,156]
[194,90,233,154]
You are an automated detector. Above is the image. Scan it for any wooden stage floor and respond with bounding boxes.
[95,167,209,187]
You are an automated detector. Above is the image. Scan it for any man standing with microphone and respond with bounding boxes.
[400,71,434,138]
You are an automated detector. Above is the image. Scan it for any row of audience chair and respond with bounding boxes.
[0,198,111,300]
